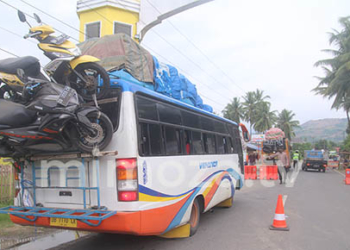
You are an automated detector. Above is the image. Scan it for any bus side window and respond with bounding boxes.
[192,131,204,154]
[216,135,225,154]
[184,130,191,155]
[226,137,234,154]
[204,133,216,154]
[149,124,163,155]
[164,126,182,155]
[140,123,150,156]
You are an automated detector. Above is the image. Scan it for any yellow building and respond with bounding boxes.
[77,0,140,42]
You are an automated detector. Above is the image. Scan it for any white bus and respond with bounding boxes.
[3,79,248,238]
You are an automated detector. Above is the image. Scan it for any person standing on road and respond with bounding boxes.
[248,152,256,165]
[292,150,300,169]
[268,148,290,184]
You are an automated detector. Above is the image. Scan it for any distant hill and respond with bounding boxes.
[294,118,347,143]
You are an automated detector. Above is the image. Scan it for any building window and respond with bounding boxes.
[85,22,100,40]
[114,21,132,37]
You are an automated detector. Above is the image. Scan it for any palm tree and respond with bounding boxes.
[222,97,244,123]
[254,89,270,103]
[314,16,350,132]
[254,102,277,132]
[242,91,256,134]
[276,109,300,140]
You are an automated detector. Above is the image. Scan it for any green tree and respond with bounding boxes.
[341,135,350,152]
[253,102,277,132]
[242,89,271,134]
[292,142,313,157]
[242,91,256,134]
[314,139,339,150]
[222,97,244,123]
[276,109,300,140]
[314,16,350,132]
[253,89,270,103]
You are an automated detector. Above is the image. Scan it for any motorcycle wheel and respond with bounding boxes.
[67,62,110,101]
[72,111,113,152]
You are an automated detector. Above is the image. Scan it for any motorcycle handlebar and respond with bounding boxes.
[23,31,41,39]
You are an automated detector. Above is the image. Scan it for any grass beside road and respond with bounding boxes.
[0,202,14,229]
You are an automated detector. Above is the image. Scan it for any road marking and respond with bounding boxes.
[334,169,345,177]
[285,163,301,188]
[282,195,287,206]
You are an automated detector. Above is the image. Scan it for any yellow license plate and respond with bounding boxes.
[50,217,77,228]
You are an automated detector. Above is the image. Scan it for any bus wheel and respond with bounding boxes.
[190,199,201,236]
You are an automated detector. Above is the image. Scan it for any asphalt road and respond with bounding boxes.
[50,164,350,250]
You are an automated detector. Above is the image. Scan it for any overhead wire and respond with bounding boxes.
[145,0,245,94]
[19,0,86,38]
[142,43,228,108]
[5,0,233,111]
[0,47,19,57]
[0,26,37,44]
[0,0,80,42]
[113,0,235,106]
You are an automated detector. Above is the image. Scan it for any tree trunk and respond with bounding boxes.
[249,118,252,135]
[346,109,350,134]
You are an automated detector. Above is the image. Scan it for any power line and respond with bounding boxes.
[145,0,245,94]
[0,0,79,42]
[142,43,228,108]
[0,26,37,44]
[145,28,238,101]
[75,0,115,53]
[0,47,19,57]
[78,0,231,110]
[102,0,235,105]
[143,42,231,105]
[19,0,85,37]
[15,0,231,110]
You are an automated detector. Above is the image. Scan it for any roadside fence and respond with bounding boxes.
[0,164,14,204]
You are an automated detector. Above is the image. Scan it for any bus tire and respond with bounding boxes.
[189,199,201,236]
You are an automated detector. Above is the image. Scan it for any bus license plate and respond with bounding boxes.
[50,217,77,228]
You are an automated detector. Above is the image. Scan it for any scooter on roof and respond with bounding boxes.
[0,10,109,102]
[0,69,113,158]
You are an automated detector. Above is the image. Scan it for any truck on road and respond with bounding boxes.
[302,150,328,172]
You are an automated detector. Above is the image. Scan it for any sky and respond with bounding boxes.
[1,0,350,124]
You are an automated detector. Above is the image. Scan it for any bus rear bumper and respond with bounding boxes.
[10,211,146,235]
[5,203,186,236]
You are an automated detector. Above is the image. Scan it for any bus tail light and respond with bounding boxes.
[116,158,138,201]
[118,191,138,201]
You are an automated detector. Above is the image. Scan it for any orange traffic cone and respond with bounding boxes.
[269,194,289,231]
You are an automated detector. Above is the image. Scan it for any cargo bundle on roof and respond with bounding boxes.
[78,33,213,112]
